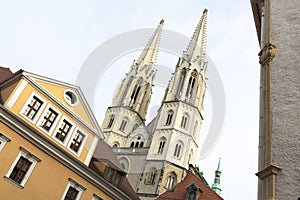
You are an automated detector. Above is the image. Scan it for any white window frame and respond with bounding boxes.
[67,128,88,156]
[20,92,46,124]
[61,178,86,200]
[37,104,62,136]
[63,89,79,107]
[93,194,103,200]
[52,116,76,146]
[5,147,41,188]
[0,133,10,152]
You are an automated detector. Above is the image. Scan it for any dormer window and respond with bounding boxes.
[20,92,45,123]
[185,182,201,200]
[40,108,58,131]
[23,96,43,120]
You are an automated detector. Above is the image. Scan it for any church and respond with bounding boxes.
[100,9,222,199]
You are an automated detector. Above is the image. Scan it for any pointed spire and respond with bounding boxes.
[212,158,222,195]
[184,9,208,63]
[136,19,164,67]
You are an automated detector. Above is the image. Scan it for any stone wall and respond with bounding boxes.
[271,0,300,199]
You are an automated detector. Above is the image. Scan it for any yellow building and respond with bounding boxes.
[0,67,139,200]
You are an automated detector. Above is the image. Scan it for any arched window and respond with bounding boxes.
[135,142,139,147]
[157,138,166,154]
[130,84,141,104]
[118,157,129,172]
[112,143,118,148]
[174,141,183,158]
[177,68,187,97]
[140,141,144,147]
[130,142,134,147]
[166,172,177,190]
[180,114,189,129]
[165,110,174,126]
[119,119,128,131]
[107,115,115,128]
[144,167,157,185]
[186,70,197,98]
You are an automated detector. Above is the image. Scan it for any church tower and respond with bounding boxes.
[101,20,164,147]
[136,9,208,198]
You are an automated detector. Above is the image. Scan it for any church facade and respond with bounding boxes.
[101,9,212,199]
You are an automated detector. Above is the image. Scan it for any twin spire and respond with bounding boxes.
[136,19,164,67]
[185,9,208,63]
[135,9,208,69]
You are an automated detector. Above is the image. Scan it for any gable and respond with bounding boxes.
[23,72,101,134]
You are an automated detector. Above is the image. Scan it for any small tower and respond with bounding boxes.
[101,20,164,147]
[212,158,222,195]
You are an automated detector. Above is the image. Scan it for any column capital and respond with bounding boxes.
[256,164,281,180]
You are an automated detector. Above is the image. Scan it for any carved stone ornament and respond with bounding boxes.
[259,43,277,66]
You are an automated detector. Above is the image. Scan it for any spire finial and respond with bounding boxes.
[212,158,222,195]
[184,9,208,64]
[136,19,164,66]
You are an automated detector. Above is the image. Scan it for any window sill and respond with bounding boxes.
[4,176,24,189]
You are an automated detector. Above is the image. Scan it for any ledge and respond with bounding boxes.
[256,164,281,180]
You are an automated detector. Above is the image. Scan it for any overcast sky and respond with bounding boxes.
[0,1,260,199]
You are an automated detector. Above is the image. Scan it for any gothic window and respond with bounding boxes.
[173,141,183,158]
[130,136,144,148]
[174,143,182,158]
[157,138,166,154]
[130,84,141,104]
[107,115,114,128]
[55,119,73,143]
[180,114,189,129]
[166,172,177,190]
[140,141,144,147]
[23,95,43,120]
[119,119,127,132]
[177,68,187,97]
[144,168,157,185]
[186,71,197,98]
[165,110,174,126]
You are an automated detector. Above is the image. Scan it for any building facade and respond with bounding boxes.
[101,9,214,199]
[0,68,138,200]
[250,0,300,199]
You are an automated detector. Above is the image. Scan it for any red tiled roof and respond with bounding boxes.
[157,171,223,200]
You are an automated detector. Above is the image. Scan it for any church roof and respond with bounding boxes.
[157,170,223,200]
